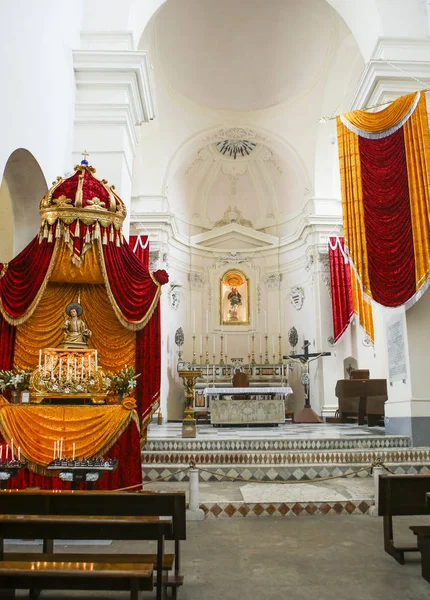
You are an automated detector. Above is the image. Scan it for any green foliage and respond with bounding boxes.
[106,365,140,396]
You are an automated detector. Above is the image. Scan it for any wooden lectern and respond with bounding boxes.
[335,377,388,426]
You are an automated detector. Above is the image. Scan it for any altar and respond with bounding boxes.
[204,386,292,425]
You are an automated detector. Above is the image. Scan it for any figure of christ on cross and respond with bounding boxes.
[283,340,331,423]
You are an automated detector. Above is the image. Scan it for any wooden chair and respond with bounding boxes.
[232,371,249,399]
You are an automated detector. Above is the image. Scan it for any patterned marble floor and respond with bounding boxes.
[148,422,401,440]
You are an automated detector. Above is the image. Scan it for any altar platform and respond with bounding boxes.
[142,422,430,518]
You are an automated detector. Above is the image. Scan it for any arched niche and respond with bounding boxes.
[343,356,357,379]
[0,148,47,260]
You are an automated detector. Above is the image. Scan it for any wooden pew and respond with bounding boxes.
[0,490,186,599]
[0,514,169,599]
[378,474,430,564]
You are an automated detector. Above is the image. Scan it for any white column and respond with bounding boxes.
[186,468,205,521]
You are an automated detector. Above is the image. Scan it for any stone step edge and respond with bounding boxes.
[196,499,375,518]
[142,447,426,456]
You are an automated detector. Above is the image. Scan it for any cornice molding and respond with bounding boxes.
[73,49,155,131]
[80,31,135,51]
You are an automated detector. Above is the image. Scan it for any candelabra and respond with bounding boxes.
[219,334,225,365]
[192,335,196,365]
[205,334,210,364]
[264,334,269,364]
[251,333,256,365]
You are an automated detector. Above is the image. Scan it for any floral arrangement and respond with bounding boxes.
[106,365,140,396]
[0,366,32,392]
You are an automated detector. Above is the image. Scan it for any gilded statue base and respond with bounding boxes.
[57,342,89,350]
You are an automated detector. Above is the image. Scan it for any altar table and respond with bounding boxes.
[0,403,142,490]
[204,387,292,425]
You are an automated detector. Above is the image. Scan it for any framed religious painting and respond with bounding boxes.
[220,270,250,326]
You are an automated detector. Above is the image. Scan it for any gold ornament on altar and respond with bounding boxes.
[59,302,92,349]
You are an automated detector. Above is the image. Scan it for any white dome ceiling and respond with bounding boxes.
[153,0,337,111]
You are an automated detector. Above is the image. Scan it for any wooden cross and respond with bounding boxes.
[283,340,331,423]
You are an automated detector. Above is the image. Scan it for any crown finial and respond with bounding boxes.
[81,150,89,166]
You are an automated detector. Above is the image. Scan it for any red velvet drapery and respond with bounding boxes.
[136,303,161,419]
[129,235,149,271]
[0,315,15,370]
[3,419,141,491]
[328,237,353,343]
[102,240,161,327]
[0,237,56,321]
[359,129,416,306]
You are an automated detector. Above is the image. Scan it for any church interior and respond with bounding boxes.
[1,0,430,598]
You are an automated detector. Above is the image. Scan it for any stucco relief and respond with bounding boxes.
[290,286,305,311]
[188,272,205,290]
[213,206,253,229]
[263,273,282,289]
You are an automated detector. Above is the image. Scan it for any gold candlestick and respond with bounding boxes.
[272,353,276,366]
[259,353,263,366]
[199,354,203,365]
[178,369,202,438]
[248,353,251,366]
[264,334,269,364]
[192,335,196,364]
[219,334,225,365]
[278,334,282,364]
[251,333,256,365]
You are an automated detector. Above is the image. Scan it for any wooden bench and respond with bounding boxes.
[409,525,430,583]
[0,514,170,599]
[378,474,430,564]
[0,490,186,598]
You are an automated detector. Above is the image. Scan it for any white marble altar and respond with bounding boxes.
[210,398,285,425]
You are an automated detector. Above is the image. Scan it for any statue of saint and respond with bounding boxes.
[227,286,242,321]
[59,302,92,349]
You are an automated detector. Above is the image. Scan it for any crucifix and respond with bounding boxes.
[283,340,331,423]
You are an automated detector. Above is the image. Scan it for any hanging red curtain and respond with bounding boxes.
[328,237,353,342]
[136,303,161,419]
[0,236,58,323]
[337,91,430,311]
[129,235,149,270]
[0,315,15,370]
[99,239,167,330]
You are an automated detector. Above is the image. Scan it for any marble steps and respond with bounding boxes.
[144,434,410,453]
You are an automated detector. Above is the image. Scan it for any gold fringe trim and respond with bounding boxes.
[0,238,61,326]
[96,238,161,331]
[0,263,8,279]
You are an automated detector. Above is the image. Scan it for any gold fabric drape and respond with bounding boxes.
[341,92,418,132]
[14,283,136,372]
[0,404,139,468]
[50,241,104,284]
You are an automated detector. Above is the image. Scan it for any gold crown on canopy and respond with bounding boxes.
[39,162,127,230]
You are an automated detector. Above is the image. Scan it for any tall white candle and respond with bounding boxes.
[53,441,56,460]
[206,310,209,334]
[213,335,216,356]
[72,442,76,461]
[10,439,14,461]
[278,310,281,332]
[60,438,63,460]
[200,335,202,355]
[193,310,196,334]
[0,445,3,463]
[5,444,8,462]
[44,355,47,378]
[225,334,228,355]
[38,349,42,370]
[95,350,98,371]
[264,311,267,334]
[272,335,275,355]
[18,447,20,462]
[248,336,250,353]
[259,335,262,354]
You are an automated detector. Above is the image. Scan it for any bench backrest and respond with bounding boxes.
[378,474,430,516]
[0,490,186,540]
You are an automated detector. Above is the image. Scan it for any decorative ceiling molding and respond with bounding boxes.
[216,140,257,159]
[204,127,269,143]
[213,206,253,229]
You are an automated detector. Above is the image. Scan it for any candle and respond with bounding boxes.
[5,444,8,462]
[11,439,14,461]
[206,310,209,334]
[264,311,267,334]
[259,335,262,354]
[213,335,216,356]
[81,357,84,379]
[225,334,228,355]
[72,442,75,461]
[44,355,47,378]
[51,357,55,381]
[18,447,20,462]
[38,349,42,370]
[53,441,57,460]
[200,334,202,355]
[251,310,254,329]
[95,350,98,371]
[59,358,62,379]
[278,310,281,332]
[272,335,275,355]
[60,438,64,460]
[193,310,196,334]
[248,336,250,353]
[0,445,3,462]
